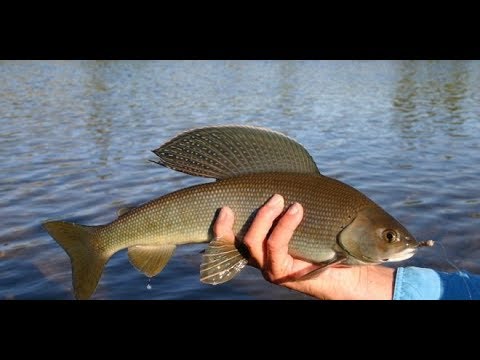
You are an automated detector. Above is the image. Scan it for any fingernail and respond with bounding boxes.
[266,194,283,208]
[287,203,299,215]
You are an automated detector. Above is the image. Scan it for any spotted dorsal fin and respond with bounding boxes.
[152,125,320,179]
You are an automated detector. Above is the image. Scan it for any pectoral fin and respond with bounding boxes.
[297,254,346,281]
[128,244,176,277]
[200,237,249,285]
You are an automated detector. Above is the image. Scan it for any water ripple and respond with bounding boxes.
[1,60,479,299]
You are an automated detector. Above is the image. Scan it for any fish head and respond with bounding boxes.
[337,206,419,264]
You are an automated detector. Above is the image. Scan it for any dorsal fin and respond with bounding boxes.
[152,125,320,179]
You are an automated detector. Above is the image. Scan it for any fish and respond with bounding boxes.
[43,125,433,299]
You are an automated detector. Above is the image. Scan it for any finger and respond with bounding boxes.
[243,194,285,268]
[213,207,235,243]
[264,202,304,282]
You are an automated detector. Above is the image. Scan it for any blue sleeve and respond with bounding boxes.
[393,266,480,300]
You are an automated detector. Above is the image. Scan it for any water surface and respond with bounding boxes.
[1,60,479,299]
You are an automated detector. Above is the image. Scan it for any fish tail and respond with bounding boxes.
[43,221,109,300]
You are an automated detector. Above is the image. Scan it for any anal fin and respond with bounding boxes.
[128,244,176,277]
[200,237,248,285]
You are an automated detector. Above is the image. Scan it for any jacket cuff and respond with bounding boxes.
[394,266,479,300]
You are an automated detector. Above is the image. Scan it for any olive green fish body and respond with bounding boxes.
[43,126,427,299]
[95,172,373,262]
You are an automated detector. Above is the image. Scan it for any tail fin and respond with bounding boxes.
[43,221,109,300]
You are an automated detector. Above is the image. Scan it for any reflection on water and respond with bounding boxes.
[392,61,471,142]
[1,60,479,299]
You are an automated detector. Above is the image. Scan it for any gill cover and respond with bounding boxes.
[337,206,417,264]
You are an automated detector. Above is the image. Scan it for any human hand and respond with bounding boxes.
[213,194,396,300]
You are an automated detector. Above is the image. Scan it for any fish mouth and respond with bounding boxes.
[337,238,419,264]
[379,240,434,263]
[381,248,417,262]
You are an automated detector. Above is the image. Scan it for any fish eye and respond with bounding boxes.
[382,230,399,243]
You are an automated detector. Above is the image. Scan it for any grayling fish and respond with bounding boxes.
[43,126,433,299]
